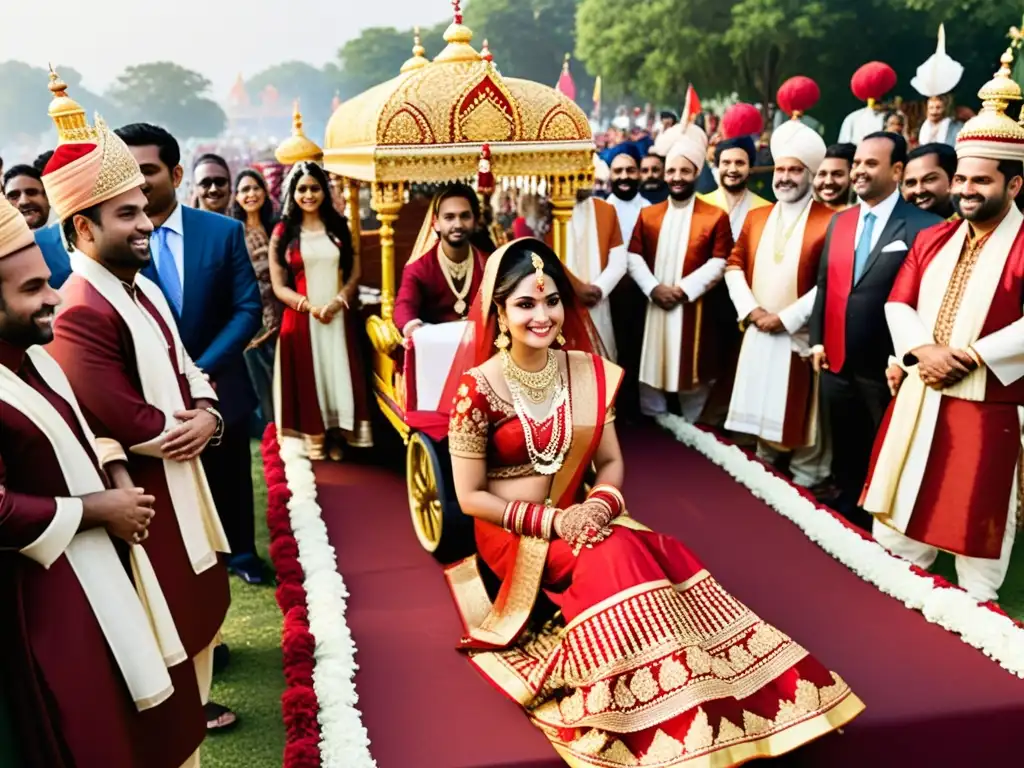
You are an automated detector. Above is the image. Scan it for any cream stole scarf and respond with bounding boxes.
[567,198,616,359]
[0,348,180,709]
[865,206,1023,529]
[69,252,230,572]
[639,200,695,392]
[726,199,813,443]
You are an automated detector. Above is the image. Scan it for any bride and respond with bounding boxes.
[444,238,863,766]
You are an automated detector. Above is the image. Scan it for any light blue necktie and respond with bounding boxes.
[853,212,876,283]
[152,226,182,314]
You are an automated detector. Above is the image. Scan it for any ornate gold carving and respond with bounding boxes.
[372,181,405,321]
[276,101,324,165]
[366,314,402,355]
[933,232,988,345]
[47,66,93,143]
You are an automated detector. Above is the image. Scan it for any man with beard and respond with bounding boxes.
[809,132,940,526]
[639,152,669,204]
[0,169,207,764]
[724,120,834,488]
[3,165,53,229]
[41,82,233,750]
[604,142,650,245]
[814,143,856,211]
[115,123,262,597]
[394,183,487,340]
[628,126,733,420]
[862,60,1024,601]
[700,134,770,240]
[191,154,232,215]
[902,142,958,220]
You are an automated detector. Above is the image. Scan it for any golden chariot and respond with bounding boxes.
[318,4,595,561]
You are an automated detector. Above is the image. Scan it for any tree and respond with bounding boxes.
[337,25,447,98]
[108,62,226,139]
[0,62,118,141]
[463,0,595,104]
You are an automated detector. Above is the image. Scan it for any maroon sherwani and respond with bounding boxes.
[49,276,230,658]
[393,243,487,335]
[0,341,204,768]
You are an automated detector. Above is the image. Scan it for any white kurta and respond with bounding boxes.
[837,107,884,144]
[637,199,695,392]
[567,198,627,360]
[608,193,650,247]
[301,230,356,432]
[725,196,817,442]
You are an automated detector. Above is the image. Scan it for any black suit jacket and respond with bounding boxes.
[810,196,942,381]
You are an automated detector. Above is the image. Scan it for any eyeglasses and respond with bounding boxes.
[197,177,229,190]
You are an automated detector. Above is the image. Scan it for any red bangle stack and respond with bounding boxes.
[586,484,625,519]
[502,501,558,539]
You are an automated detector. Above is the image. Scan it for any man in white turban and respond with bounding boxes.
[624,124,734,421]
[912,25,965,146]
[723,119,835,489]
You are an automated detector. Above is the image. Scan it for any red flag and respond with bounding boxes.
[682,84,702,124]
[556,53,577,102]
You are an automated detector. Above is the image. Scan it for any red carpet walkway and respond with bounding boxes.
[314,425,1024,768]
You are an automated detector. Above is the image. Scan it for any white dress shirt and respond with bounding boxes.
[854,187,900,252]
[151,202,186,293]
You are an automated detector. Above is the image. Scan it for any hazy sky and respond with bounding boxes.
[5,0,453,96]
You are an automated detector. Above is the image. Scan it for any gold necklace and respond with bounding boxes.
[772,197,811,264]
[438,249,472,315]
[501,349,558,404]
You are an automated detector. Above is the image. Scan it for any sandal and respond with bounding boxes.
[205,702,239,733]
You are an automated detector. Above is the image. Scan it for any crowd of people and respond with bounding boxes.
[0,24,1022,768]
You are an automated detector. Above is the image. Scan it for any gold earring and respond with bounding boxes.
[556,331,566,346]
[496,318,510,351]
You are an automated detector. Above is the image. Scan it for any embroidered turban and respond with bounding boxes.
[0,197,35,259]
[955,49,1024,163]
[770,119,827,175]
[666,124,708,173]
[40,72,145,223]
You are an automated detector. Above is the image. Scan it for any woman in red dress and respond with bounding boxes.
[269,162,372,460]
[445,239,863,766]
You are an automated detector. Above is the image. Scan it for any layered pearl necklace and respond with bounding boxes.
[502,350,573,475]
[439,247,473,316]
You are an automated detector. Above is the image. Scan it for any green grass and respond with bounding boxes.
[201,441,285,768]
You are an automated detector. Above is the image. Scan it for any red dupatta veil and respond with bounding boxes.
[438,237,606,414]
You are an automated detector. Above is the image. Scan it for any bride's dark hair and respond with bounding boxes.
[491,239,576,309]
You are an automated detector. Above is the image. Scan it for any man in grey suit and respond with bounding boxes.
[809,132,942,527]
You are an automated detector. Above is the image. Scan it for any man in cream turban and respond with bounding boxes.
[724,119,835,489]
[40,70,233,759]
[625,124,734,420]
[0,192,211,766]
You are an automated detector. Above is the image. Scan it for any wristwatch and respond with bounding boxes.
[204,406,225,446]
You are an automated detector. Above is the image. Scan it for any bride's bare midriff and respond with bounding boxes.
[487,475,552,506]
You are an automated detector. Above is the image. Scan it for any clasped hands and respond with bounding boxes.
[650,284,687,311]
[747,307,785,334]
[555,501,615,555]
[578,284,604,308]
[161,409,218,461]
[910,344,980,390]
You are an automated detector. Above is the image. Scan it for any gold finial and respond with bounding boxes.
[956,47,1024,148]
[401,25,430,72]
[275,99,323,165]
[481,39,493,64]
[976,48,1022,113]
[436,0,480,63]
[562,53,571,73]
[46,64,93,143]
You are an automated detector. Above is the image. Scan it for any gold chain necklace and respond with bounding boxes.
[438,249,472,315]
[501,349,558,404]
[772,197,811,264]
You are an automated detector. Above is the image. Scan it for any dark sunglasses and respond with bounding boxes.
[197,177,229,190]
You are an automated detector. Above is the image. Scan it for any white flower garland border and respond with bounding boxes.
[655,413,1024,678]
[279,437,378,767]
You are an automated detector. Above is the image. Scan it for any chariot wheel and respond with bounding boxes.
[406,432,474,562]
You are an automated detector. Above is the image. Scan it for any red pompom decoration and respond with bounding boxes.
[282,736,321,768]
[721,103,763,139]
[776,76,820,118]
[276,581,308,614]
[851,62,897,103]
[477,143,495,195]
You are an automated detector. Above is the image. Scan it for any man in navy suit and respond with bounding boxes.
[116,123,264,589]
[809,132,942,527]
[33,223,71,288]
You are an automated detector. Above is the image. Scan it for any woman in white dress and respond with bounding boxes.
[269,161,372,459]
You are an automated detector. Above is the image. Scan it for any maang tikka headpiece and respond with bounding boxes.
[532,253,545,291]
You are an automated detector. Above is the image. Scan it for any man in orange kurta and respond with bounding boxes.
[862,69,1024,602]
[565,193,625,359]
[724,120,835,488]
[627,125,733,421]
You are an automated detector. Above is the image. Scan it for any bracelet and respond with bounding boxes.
[204,406,225,447]
[586,484,625,519]
[502,501,558,539]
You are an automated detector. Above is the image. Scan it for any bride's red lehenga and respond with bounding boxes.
[442,240,863,767]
